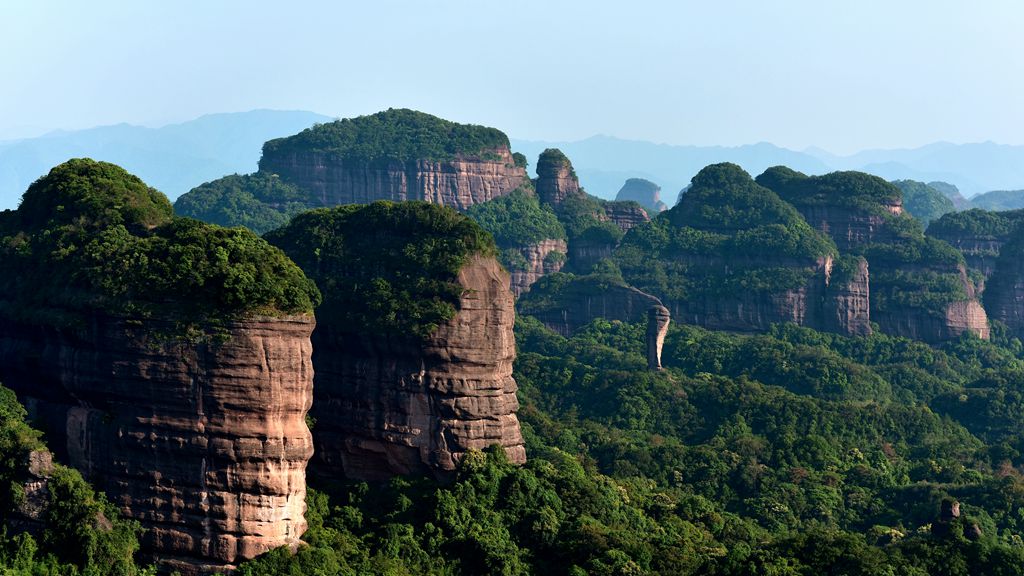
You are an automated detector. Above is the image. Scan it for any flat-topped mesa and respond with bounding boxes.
[0,159,321,574]
[756,166,904,252]
[616,178,668,214]
[256,109,528,211]
[614,163,870,336]
[757,166,989,343]
[266,202,525,481]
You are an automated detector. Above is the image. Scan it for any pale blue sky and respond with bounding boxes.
[2,0,1022,153]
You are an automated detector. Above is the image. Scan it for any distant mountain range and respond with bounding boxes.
[3,109,1024,210]
[511,136,1024,202]
[0,110,331,208]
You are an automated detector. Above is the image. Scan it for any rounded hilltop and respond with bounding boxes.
[0,158,319,325]
[260,108,512,163]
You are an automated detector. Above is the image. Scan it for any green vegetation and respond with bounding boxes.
[173,172,312,234]
[756,167,902,216]
[238,316,1024,575]
[613,164,835,302]
[0,385,153,575]
[970,189,1024,211]
[891,180,956,226]
[928,208,1024,241]
[261,109,511,163]
[466,188,566,247]
[0,159,319,329]
[265,201,496,338]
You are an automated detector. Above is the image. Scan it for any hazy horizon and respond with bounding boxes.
[3,1,1023,155]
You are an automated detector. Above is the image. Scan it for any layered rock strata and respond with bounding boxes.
[0,314,315,575]
[259,148,528,211]
[603,201,650,232]
[509,239,568,297]
[535,149,581,207]
[309,256,526,481]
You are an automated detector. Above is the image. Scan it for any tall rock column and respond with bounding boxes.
[646,306,671,370]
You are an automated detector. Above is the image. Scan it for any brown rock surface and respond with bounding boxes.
[0,314,315,575]
[795,204,901,252]
[822,257,873,336]
[603,201,650,232]
[310,255,525,481]
[509,238,568,297]
[535,149,581,207]
[646,306,671,370]
[259,148,528,211]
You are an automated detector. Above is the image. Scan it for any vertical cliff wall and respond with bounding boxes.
[0,315,315,575]
[259,150,528,211]
[309,256,524,480]
[265,202,526,482]
[509,238,568,297]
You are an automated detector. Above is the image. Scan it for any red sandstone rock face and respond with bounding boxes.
[0,315,315,575]
[509,238,567,298]
[310,256,525,481]
[535,154,581,207]
[797,205,899,252]
[603,201,650,232]
[259,148,528,210]
[822,257,873,336]
[929,232,1004,292]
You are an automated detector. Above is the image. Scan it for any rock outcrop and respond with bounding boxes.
[520,274,666,337]
[266,202,526,482]
[535,148,581,207]
[0,314,315,575]
[603,200,650,232]
[927,208,1024,291]
[646,306,670,370]
[259,149,528,211]
[309,256,525,480]
[982,229,1024,337]
[616,178,667,213]
[509,238,568,297]
[821,257,873,337]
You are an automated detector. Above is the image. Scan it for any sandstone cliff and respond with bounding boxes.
[509,238,568,297]
[0,314,315,575]
[259,148,528,211]
[535,148,582,207]
[603,200,651,232]
[982,229,1024,337]
[927,208,1024,291]
[266,202,526,481]
[309,256,525,480]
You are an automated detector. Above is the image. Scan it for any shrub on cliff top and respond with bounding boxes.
[928,208,1024,240]
[0,159,319,327]
[265,201,497,338]
[260,108,511,163]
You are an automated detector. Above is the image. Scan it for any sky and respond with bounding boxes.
[2,1,1023,154]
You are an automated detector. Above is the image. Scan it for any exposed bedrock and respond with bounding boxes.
[0,314,315,575]
[259,149,528,211]
[509,238,568,298]
[309,255,526,481]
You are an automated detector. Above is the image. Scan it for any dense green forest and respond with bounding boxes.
[231,316,1024,575]
[891,180,956,226]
